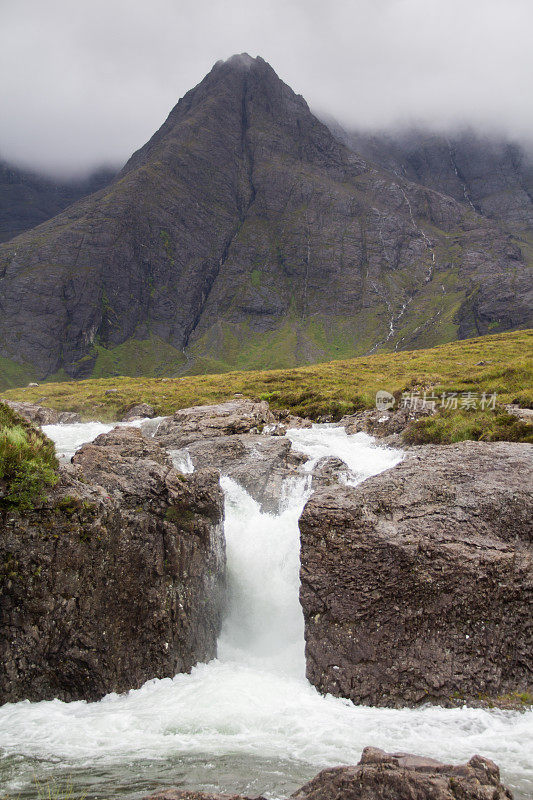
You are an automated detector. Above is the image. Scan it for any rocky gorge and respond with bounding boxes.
[0,397,531,798]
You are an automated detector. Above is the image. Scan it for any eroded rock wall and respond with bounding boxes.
[0,427,225,703]
[299,441,533,706]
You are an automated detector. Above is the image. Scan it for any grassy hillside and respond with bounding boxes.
[2,330,531,425]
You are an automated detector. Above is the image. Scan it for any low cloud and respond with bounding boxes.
[1,0,532,176]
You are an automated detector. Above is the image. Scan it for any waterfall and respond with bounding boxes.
[0,423,531,800]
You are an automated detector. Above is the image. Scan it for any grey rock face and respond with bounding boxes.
[299,441,533,707]
[122,402,156,421]
[310,456,355,490]
[155,400,275,448]
[155,399,311,511]
[0,427,225,703]
[2,400,81,425]
[0,159,115,243]
[339,126,533,231]
[290,747,512,800]
[0,57,531,381]
[179,433,305,513]
[339,406,436,446]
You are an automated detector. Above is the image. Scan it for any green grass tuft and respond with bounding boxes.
[403,408,533,445]
[0,402,59,509]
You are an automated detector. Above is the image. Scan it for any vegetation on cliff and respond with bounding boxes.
[0,402,58,509]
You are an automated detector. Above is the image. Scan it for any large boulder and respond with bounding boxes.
[142,749,512,800]
[2,400,81,425]
[311,456,355,490]
[290,747,512,800]
[122,402,156,421]
[174,433,306,512]
[299,441,533,707]
[0,428,225,703]
[154,400,275,448]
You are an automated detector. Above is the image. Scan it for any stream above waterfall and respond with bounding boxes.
[1,422,531,800]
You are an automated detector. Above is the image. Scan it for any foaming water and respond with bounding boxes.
[287,425,399,482]
[42,417,165,461]
[1,422,531,799]
[217,476,309,674]
[42,421,116,460]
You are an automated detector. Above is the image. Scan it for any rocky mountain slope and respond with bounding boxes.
[0,159,114,243]
[0,55,531,384]
[331,126,533,234]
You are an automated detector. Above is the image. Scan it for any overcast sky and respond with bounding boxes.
[1,0,532,176]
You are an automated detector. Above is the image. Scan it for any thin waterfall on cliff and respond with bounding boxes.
[0,423,531,800]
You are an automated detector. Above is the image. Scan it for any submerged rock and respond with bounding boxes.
[155,400,275,448]
[299,441,533,707]
[0,428,225,703]
[2,400,81,425]
[290,747,513,799]
[143,748,512,800]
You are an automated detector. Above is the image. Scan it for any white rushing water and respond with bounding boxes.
[1,422,532,799]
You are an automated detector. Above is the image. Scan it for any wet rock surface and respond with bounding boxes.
[310,456,355,490]
[0,428,225,703]
[299,441,533,707]
[155,400,275,449]
[122,402,156,421]
[339,406,435,445]
[143,748,512,800]
[2,400,81,425]
[174,432,305,513]
[290,747,513,800]
[146,793,264,800]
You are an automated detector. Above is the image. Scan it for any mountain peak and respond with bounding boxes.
[222,53,258,69]
[0,56,530,383]
[211,53,275,81]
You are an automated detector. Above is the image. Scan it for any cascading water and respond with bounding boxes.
[0,423,531,800]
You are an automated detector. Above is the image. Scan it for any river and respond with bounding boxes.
[0,423,531,799]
